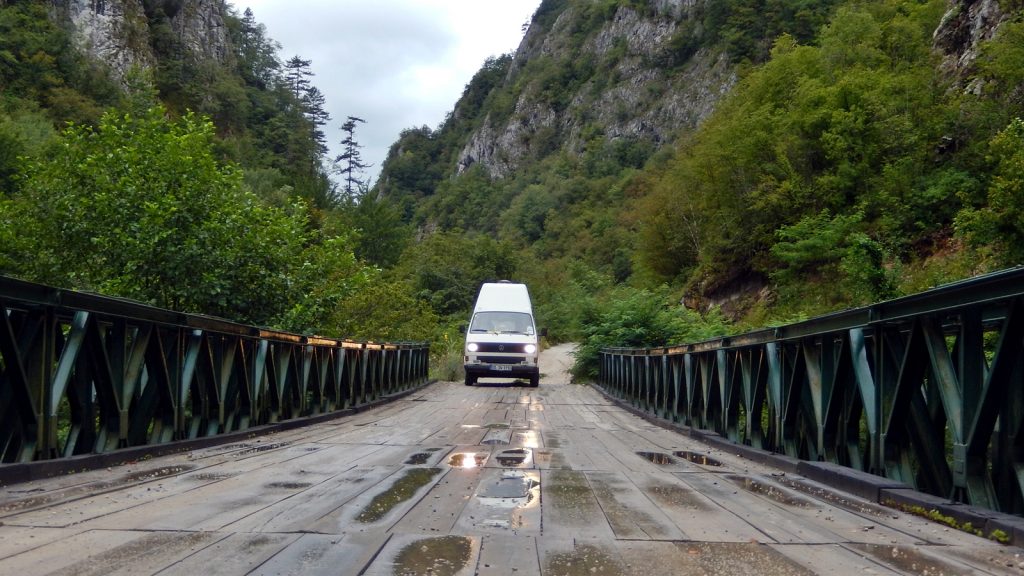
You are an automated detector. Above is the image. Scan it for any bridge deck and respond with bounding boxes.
[1,344,1021,575]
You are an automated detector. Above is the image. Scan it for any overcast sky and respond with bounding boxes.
[236,1,542,185]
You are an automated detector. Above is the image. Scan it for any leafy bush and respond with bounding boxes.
[955,118,1024,266]
[571,285,731,381]
[3,105,365,328]
[393,230,519,318]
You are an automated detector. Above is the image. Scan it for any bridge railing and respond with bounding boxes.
[0,275,430,464]
[599,267,1024,514]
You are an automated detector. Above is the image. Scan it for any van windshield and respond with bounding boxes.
[470,312,534,335]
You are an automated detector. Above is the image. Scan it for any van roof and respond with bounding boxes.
[473,282,533,314]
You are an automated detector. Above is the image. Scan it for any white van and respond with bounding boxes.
[464,282,540,387]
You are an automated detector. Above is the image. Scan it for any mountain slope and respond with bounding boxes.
[377,0,1024,324]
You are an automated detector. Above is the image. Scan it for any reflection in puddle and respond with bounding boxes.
[481,438,508,445]
[478,470,539,501]
[449,452,489,468]
[636,451,677,465]
[474,470,541,530]
[496,448,531,467]
[674,451,723,466]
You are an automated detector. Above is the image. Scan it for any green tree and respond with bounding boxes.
[394,231,518,318]
[327,273,438,342]
[956,118,1024,266]
[771,210,895,307]
[334,115,370,199]
[572,285,731,380]
[3,105,348,325]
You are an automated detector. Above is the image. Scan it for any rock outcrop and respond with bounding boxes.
[457,0,736,178]
[933,0,1008,89]
[56,0,230,83]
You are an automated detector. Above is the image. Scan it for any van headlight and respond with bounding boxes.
[524,344,536,354]
[466,343,479,352]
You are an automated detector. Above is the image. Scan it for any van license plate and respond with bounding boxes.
[491,365,512,372]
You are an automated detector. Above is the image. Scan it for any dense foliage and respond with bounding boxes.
[4,0,1024,381]
[373,0,1024,374]
[0,104,367,330]
[0,2,411,348]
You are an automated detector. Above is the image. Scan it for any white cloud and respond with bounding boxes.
[236,0,540,184]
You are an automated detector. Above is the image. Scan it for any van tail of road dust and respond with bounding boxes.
[463,281,540,387]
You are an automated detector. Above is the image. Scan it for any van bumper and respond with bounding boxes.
[464,363,539,378]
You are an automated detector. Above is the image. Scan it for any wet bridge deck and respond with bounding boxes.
[1,344,1022,575]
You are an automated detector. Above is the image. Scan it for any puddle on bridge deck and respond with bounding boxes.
[355,467,442,523]
[726,475,811,507]
[495,448,532,467]
[392,535,474,576]
[481,438,509,445]
[478,470,540,501]
[474,470,540,530]
[645,481,713,511]
[674,450,723,466]
[848,543,966,575]
[448,452,489,468]
[636,451,677,465]
[404,452,433,465]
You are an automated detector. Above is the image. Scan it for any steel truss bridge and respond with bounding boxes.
[3,272,1024,574]
[599,267,1024,516]
[0,275,430,472]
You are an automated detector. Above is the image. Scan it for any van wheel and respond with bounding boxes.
[529,375,539,388]
[465,375,476,386]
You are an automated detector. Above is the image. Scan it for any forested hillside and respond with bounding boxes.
[375,0,1024,376]
[2,0,1023,380]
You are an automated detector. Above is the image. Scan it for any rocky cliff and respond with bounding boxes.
[454,0,1012,181]
[55,0,229,82]
[933,0,1008,90]
[457,0,736,179]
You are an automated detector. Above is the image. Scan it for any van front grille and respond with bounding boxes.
[478,356,524,364]
[475,343,530,353]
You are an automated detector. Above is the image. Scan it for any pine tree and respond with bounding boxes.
[304,85,331,157]
[237,8,281,89]
[335,116,371,199]
[283,55,313,101]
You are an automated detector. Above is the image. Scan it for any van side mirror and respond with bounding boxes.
[459,324,468,333]
[540,327,548,337]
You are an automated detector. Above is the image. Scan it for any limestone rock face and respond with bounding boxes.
[933,0,1007,88]
[457,0,735,179]
[169,0,230,64]
[58,0,230,83]
[63,0,153,79]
